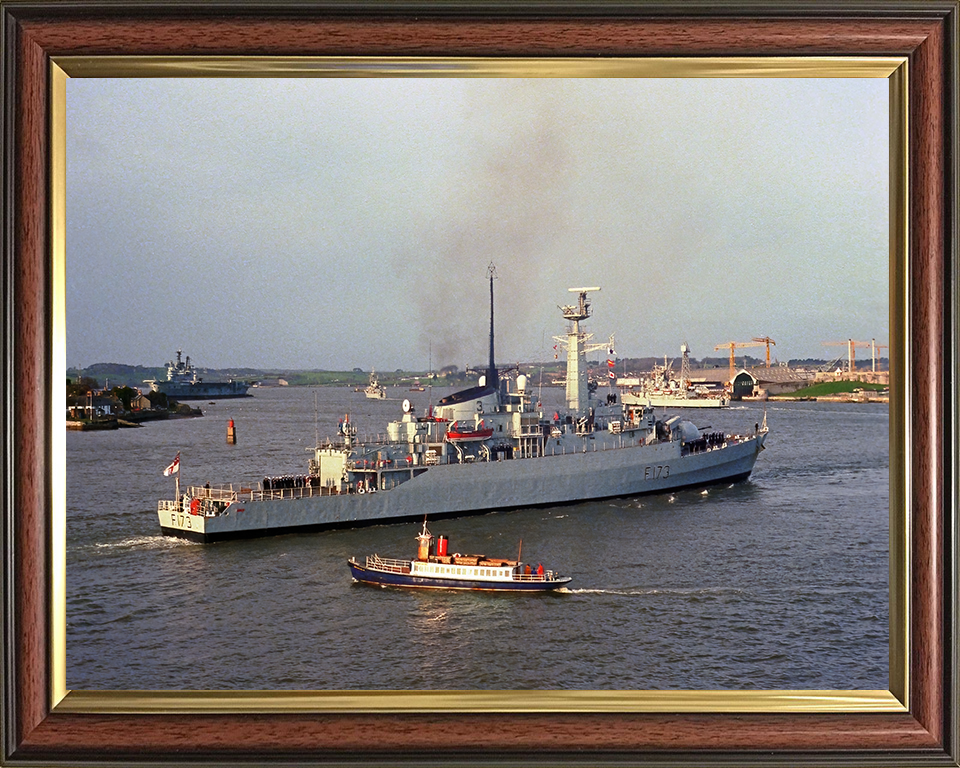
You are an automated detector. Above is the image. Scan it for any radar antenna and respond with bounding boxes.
[560,287,601,322]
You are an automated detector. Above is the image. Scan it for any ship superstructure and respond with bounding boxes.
[145,349,251,400]
[364,370,386,399]
[623,345,730,409]
[158,268,767,542]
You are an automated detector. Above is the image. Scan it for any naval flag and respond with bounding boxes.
[163,452,180,476]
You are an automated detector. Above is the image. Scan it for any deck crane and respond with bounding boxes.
[751,336,777,368]
[714,340,767,380]
[822,339,872,372]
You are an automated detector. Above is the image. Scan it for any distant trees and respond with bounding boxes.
[66,376,99,396]
[146,391,169,409]
[110,385,137,411]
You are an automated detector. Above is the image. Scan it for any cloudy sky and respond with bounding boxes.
[66,77,888,372]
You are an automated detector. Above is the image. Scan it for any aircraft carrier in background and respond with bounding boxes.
[145,349,251,400]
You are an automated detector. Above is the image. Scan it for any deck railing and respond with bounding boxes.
[367,555,410,573]
[512,571,558,582]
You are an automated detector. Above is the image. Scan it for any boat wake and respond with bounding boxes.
[558,586,744,597]
[90,535,200,551]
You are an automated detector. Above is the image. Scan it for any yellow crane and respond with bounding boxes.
[714,340,767,380]
[822,339,872,372]
[751,336,777,368]
[870,339,889,372]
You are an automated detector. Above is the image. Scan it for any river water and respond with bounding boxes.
[66,386,888,691]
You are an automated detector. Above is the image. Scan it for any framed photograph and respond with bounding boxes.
[2,2,957,765]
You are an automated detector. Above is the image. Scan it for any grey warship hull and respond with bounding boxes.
[159,274,768,543]
[151,381,251,400]
[160,428,764,543]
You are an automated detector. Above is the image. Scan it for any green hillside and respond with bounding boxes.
[779,380,888,398]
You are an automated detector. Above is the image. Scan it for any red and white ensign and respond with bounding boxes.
[163,452,180,476]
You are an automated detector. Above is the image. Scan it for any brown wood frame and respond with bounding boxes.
[2,2,957,765]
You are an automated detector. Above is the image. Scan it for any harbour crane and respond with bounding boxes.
[751,336,777,368]
[822,339,872,372]
[714,340,767,380]
[870,339,889,372]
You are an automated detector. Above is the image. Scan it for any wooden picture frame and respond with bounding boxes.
[2,2,957,765]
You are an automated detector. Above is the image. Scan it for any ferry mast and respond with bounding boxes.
[556,287,614,414]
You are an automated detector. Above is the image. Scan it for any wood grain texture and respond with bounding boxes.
[3,4,955,765]
[15,712,943,754]
[908,12,947,749]
[15,16,943,56]
[12,20,50,749]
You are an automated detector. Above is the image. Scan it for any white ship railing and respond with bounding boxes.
[512,571,559,582]
[366,555,411,573]
[187,484,242,502]
[186,484,347,503]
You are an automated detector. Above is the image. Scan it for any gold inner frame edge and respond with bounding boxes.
[49,55,909,715]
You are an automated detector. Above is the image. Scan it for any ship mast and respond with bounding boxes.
[556,287,612,414]
[679,343,691,399]
[486,263,498,391]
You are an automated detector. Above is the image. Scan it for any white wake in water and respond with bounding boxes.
[557,586,743,597]
[89,535,200,551]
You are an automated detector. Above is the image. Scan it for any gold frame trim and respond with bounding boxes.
[50,55,909,715]
[56,689,903,714]
[53,56,904,78]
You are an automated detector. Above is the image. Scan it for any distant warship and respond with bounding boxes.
[623,345,730,409]
[145,349,251,400]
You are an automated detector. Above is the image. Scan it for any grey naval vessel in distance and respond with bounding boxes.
[158,271,769,543]
[145,349,251,400]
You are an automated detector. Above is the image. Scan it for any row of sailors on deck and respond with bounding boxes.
[262,475,320,490]
[686,432,726,454]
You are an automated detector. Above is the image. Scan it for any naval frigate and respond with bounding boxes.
[158,268,768,542]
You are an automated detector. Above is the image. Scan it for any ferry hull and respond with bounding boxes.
[347,560,570,592]
[159,434,764,543]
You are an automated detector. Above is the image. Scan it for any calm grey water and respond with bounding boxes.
[66,386,888,690]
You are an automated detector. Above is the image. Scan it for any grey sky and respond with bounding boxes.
[66,77,888,372]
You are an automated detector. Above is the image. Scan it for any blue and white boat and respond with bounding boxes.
[347,521,571,592]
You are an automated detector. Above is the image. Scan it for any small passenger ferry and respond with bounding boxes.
[347,520,571,592]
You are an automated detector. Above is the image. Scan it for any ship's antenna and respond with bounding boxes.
[487,263,498,390]
[314,390,319,449]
